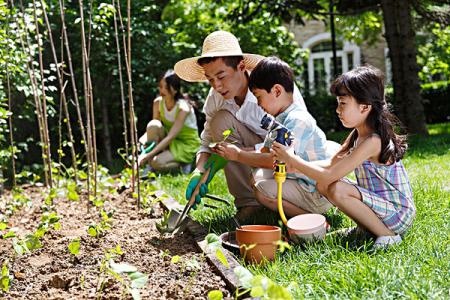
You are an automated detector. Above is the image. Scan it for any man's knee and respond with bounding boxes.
[210,110,237,141]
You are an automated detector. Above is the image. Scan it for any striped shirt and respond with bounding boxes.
[276,103,329,192]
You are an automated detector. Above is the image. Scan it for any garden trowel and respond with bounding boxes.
[165,169,211,234]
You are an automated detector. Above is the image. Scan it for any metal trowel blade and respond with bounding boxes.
[165,208,188,234]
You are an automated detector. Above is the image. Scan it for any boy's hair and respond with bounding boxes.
[330,65,407,163]
[248,56,294,93]
[197,56,244,69]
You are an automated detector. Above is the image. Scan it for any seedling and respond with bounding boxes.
[96,246,148,300]
[208,128,234,148]
[0,260,12,292]
[68,238,80,255]
[155,210,172,235]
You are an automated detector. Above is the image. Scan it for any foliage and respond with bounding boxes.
[0,260,12,292]
[417,24,450,83]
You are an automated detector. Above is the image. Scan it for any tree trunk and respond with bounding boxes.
[381,0,428,135]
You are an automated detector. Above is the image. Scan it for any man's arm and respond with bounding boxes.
[212,143,272,169]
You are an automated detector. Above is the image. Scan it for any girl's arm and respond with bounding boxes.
[272,136,381,186]
[152,97,162,120]
[139,102,189,166]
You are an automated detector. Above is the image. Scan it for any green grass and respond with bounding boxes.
[155,123,450,299]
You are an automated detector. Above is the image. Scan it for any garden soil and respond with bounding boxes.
[0,185,231,299]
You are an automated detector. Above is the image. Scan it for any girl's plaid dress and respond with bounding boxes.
[354,159,416,235]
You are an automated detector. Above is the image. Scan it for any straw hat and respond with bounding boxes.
[174,31,265,82]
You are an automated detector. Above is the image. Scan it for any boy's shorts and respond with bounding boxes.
[252,168,332,214]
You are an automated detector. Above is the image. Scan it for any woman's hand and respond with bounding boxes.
[212,142,241,161]
[138,153,152,168]
[271,141,296,168]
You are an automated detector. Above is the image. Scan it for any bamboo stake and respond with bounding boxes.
[58,0,88,157]
[118,0,140,207]
[32,0,53,187]
[16,0,50,187]
[78,0,94,210]
[86,0,97,198]
[40,0,78,182]
[112,0,129,156]
[5,1,16,187]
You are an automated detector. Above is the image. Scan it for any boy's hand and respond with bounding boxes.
[212,142,241,161]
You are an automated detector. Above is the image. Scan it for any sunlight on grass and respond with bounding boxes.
[154,123,450,298]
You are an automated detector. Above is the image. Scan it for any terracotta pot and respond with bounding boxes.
[236,225,281,264]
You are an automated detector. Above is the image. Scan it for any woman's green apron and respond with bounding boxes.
[160,100,201,163]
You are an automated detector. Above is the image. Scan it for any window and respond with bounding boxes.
[303,33,361,94]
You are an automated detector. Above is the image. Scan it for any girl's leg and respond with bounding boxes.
[139,120,165,145]
[150,150,180,172]
[321,181,394,237]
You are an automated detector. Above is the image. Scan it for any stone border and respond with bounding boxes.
[155,190,243,294]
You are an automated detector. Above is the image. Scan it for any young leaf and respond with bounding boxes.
[2,231,16,239]
[215,249,229,268]
[87,225,98,237]
[233,266,254,289]
[207,290,224,300]
[24,234,42,251]
[109,260,138,274]
[0,222,7,230]
[250,286,265,297]
[129,271,148,289]
[274,240,291,253]
[12,239,25,256]
[206,233,220,244]
[130,288,141,300]
[170,255,180,264]
[68,238,80,255]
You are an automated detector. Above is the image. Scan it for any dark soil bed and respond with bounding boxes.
[0,185,231,299]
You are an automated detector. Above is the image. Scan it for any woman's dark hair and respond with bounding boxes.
[330,65,407,163]
[160,69,183,101]
[249,56,294,93]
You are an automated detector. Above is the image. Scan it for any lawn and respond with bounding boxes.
[155,123,450,299]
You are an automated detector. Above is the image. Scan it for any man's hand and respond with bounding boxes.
[212,142,241,161]
[185,169,208,209]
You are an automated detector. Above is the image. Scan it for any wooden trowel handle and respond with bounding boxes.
[188,168,211,206]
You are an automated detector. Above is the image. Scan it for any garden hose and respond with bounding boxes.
[274,162,288,226]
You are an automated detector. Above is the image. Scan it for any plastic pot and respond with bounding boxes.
[287,214,327,244]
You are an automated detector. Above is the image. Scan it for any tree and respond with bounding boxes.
[235,0,450,135]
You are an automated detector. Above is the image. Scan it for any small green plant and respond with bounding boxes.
[68,238,80,255]
[96,246,148,300]
[208,128,234,148]
[155,210,171,235]
[0,260,12,292]
[87,209,114,238]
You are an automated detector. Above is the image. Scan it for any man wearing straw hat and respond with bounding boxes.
[174,31,306,220]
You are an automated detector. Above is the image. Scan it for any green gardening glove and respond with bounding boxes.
[185,169,209,209]
[185,154,228,209]
[204,153,228,185]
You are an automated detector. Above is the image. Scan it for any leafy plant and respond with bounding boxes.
[68,238,80,255]
[0,260,12,292]
[155,210,172,235]
[96,247,148,300]
[234,266,293,299]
